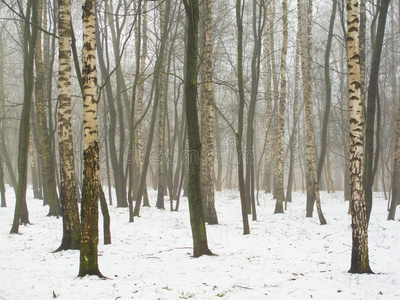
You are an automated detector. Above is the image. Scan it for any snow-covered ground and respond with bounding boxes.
[0,185,399,300]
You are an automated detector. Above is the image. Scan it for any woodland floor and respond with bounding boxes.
[0,186,399,299]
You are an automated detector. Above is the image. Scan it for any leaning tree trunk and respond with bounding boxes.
[303,0,326,224]
[55,0,81,251]
[236,0,250,235]
[317,0,337,184]
[346,0,373,274]
[364,0,390,224]
[105,2,129,208]
[183,0,214,257]
[134,0,171,216]
[10,0,38,233]
[78,0,102,278]
[245,0,265,218]
[95,9,127,208]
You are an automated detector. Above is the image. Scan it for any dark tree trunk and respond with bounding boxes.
[236,0,250,234]
[316,0,337,183]
[10,0,38,233]
[183,0,213,256]
[99,185,111,245]
[364,0,390,223]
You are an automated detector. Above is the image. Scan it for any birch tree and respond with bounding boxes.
[56,0,81,251]
[346,0,373,274]
[78,0,102,277]
[273,0,288,214]
[200,0,218,224]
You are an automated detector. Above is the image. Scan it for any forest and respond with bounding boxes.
[0,0,399,298]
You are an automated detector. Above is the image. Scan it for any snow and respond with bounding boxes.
[0,186,399,300]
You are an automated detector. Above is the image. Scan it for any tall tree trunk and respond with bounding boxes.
[105,1,129,208]
[135,0,149,207]
[388,103,400,220]
[286,26,301,204]
[364,0,390,223]
[200,0,218,224]
[156,1,167,210]
[11,0,38,233]
[35,0,60,217]
[245,0,265,217]
[346,0,373,274]
[0,33,7,207]
[55,0,81,251]
[317,0,337,184]
[134,0,171,216]
[78,0,102,278]
[262,10,273,194]
[299,0,326,224]
[95,10,127,208]
[128,0,143,222]
[273,0,287,214]
[183,0,213,256]
[236,0,250,235]
[388,1,400,221]
[270,0,280,199]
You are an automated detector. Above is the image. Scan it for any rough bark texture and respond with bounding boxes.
[135,0,150,207]
[156,1,166,210]
[270,0,279,200]
[35,0,60,217]
[302,0,326,224]
[200,0,218,224]
[214,111,223,192]
[388,104,400,220]
[78,0,102,277]
[262,16,273,195]
[55,0,81,251]
[184,0,213,256]
[346,0,373,274]
[273,0,287,214]
[388,4,400,221]
[286,26,301,205]
[29,133,41,199]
